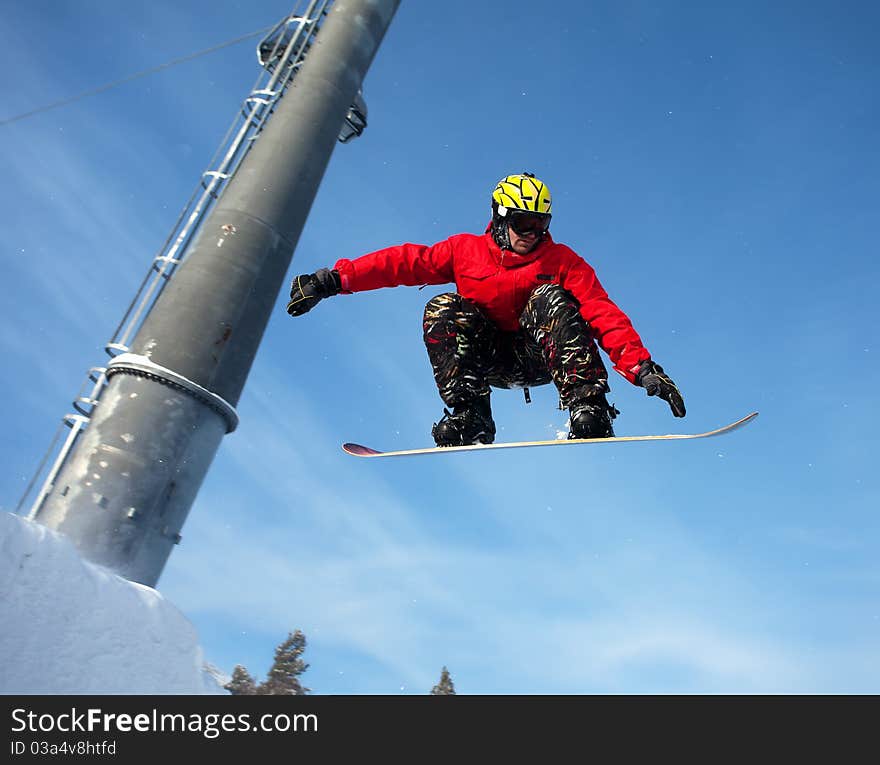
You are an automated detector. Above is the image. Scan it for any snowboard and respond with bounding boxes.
[342,411,758,458]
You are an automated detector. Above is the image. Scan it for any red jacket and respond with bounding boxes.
[333,231,650,384]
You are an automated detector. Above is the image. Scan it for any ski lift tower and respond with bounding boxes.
[25,0,400,587]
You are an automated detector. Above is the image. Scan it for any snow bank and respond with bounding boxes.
[0,512,225,694]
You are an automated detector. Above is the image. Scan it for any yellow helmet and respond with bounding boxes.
[491,172,552,215]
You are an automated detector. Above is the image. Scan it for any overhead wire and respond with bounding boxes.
[0,25,273,127]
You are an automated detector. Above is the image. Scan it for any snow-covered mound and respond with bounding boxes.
[0,512,225,694]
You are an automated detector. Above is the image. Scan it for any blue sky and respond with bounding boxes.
[1,0,878,693]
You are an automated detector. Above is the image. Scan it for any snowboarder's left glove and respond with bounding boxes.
[637,359,686,417]
[286,268,341,316]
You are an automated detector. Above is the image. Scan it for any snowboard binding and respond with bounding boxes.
[432,396,496,447]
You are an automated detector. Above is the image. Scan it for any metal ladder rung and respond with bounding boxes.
[73,399,99,416]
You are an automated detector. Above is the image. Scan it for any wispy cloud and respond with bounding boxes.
[157,354,838,693]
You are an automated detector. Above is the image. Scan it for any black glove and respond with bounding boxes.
[637,359,686,417]
[286,268,341,316]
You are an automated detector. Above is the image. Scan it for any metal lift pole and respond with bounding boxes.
[32,0,400,586]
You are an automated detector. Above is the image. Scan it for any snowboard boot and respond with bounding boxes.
[432,395,496,447]
[568,391,619,439]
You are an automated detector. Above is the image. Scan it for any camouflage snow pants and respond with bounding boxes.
[422,283,610,408]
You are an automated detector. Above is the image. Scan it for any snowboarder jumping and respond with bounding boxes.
[286,172,686,446]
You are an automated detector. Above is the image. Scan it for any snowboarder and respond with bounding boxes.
[286,172,686,446]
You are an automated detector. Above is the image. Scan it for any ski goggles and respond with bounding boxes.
[507,211,551,236]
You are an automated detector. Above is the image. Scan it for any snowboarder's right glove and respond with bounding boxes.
[286,268,341,316]
[637,359,686,417]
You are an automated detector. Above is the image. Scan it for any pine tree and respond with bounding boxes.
[258,630,311,695]
[431,666,456,695]
[225,665,258,695]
